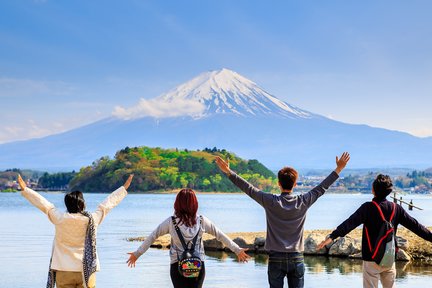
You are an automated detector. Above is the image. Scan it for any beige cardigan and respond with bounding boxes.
[21,186,127,272]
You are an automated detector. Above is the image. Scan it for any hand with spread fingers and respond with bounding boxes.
[215,156,231,176]
[335,152,350,174]
[237,248,251,263]
[126,252,138,268]
[17,174,27,190]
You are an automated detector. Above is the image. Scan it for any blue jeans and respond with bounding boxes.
[268,252,305,288]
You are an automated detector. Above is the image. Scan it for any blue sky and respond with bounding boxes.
[1,0,432,143]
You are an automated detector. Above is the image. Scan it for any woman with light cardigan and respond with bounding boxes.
[17,174,133,288]
[127,188,250,288]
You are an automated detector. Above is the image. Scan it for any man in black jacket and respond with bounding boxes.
[317,174,432,288]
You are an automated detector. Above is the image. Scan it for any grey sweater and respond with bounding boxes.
[229,171,339,253]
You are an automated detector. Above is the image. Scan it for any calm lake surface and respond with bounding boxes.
[1,192,432,287]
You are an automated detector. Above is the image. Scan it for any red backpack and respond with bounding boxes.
[364,201,396,267]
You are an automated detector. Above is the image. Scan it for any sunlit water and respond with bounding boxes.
[1,192,432,287]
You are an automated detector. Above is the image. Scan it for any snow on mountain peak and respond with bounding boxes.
[113,69,313,120]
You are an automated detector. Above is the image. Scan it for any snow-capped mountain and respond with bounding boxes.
[114,68,313,120]
[159,68,313,118]
[1,69,432,170]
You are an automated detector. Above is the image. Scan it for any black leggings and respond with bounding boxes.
[170,262,205,288]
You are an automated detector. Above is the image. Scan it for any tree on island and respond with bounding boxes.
[69,146,277,193]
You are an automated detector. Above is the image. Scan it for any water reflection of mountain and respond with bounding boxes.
[205,251,432,278]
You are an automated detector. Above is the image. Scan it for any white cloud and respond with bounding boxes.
[0,120,69,144]
[409,128,432,138]
[112,98,205,120]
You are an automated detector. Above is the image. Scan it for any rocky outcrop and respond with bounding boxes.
[328,236,361,257]
[304,232,327,255]
[127,228,432,263]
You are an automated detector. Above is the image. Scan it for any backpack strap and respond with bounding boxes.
[171,216,189,250]
[369,201,396,260]
[364,226,373,252]
[371,201,396,222]
[171,216,202,252]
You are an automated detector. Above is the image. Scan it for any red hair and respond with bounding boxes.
[174,188,198,227]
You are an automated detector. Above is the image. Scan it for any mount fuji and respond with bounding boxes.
[1,68,431,170]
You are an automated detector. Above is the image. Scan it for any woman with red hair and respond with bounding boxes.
[127,188,250,288]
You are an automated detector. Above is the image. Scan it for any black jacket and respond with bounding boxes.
[329,197,432,261]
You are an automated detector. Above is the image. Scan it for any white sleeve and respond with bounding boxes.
[93,186,128,225]
[21,187,62,224]
[202,216,241,254]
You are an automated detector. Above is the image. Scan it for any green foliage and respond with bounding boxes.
[70,146,276,192]
[1,188,17,193]
[38,171,77,190]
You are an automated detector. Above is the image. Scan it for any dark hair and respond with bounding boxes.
[174,188,198,227]
[278,167,298,191]
[373,174,393,200]
[64,191,86,213]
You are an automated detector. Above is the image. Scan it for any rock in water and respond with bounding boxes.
[329,236,361,257]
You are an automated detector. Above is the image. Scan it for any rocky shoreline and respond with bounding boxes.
[128,228,432,264]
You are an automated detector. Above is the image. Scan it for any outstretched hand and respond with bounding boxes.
[126,252,137,268]
[17,174,27,190]
[237,248,251,263]
[215,156,231,176]
[123,174,134,190]
[317,238,333,250]
[335,152,350,174]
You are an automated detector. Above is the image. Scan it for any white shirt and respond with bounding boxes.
[21,186,127,272]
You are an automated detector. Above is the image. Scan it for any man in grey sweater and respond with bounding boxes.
[215,152,350,288]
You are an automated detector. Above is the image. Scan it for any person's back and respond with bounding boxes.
[49,210,112,270]
[216,153,350,288]
[319,174,432,288]
[18,174,133,288]
[256,181,338,252]
[127,188,250,288]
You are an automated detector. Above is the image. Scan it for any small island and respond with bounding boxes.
[69,146,277,193]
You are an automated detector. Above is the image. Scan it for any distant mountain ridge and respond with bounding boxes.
[1,68,431,170]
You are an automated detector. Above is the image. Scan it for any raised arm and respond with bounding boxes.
[127,217,171,267]
[215,156,273,208]
[93,174,133,225]
[18,174,61,224]
[202,216,250,262]
[302,152,350,207]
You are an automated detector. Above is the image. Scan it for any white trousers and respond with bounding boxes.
[363,261,396,288]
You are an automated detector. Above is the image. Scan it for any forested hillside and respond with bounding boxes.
[69,146,277,192]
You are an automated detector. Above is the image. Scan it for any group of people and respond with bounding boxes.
[17,151,432,288]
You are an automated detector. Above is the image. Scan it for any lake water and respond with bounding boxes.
[1,192,432,287]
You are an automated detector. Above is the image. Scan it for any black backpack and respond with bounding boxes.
[172,216,203,278]
[365,201,396,267]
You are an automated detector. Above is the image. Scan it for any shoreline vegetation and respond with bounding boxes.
[4,188,432,196]
[2,146,431,194]
[128,228,432,264]
[69,146,277,193]
[0,188,17,193]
